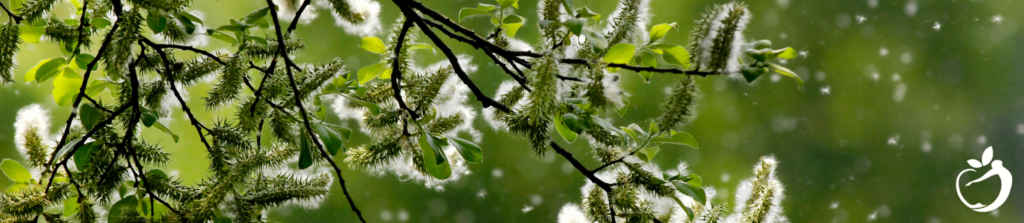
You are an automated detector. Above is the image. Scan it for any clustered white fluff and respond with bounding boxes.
[697,3,750,74]
[722,156,788,223]
[13,104,54,161]
[602,0,653,45]
[317,0,383,36]
[333,56,480,191]
[260,146,335,210]
[482,80,529,130]
[566,162,701,223]
[274,0,320,25]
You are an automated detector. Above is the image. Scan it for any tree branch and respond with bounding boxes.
[390,19,419,119]
[140,40,214,151]
[0,1,22,24]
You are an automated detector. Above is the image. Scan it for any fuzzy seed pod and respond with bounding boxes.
[0,23,19,84]
[691,3,750,73]
[656,76,700,133]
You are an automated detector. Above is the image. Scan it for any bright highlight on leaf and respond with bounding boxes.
[361,37,386,54]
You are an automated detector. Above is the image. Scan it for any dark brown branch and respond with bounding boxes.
[0,1,22,24]
[397,1,510,112]
[286,0,312,34]
[140,38,226,65]
[83,95,114,113]
[265,0,366,222]
[45,104,131,192]
[264,0,302,71]
[248,58,278,115]
[140,40,214,151]
[125,47,182,214]
[44,18,123,173]
[390,19,419,119]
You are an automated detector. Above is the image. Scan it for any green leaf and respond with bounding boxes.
[637,146,660,162]
[1,159,32,183]
[496,0,518,9]
[560,0,575,12]
[209,30,236,44]
[563,18,586,35]
[574,6,600,20]
[52,68,82,106]
[648,23,677,43]
[673,180,706,205]
[741,66,768,83]
[180,12,204,26]
[141,109,158,127]
[459,8,493,22]
[313,122,344,156]
[92,17,112,29]
[651,44,690,69]
[477,3,497,11]
[343,95,381,115]
[73,142,98,170]
[582,28,608,49]
[554,114,578,143]
[146,12,168,34]
[561,113,589,133]
[71,54,96,71]
[25,58,67,83]
[418,134,451,179]
[80,103,103,129]
[214,216,232,223]
[357,63,385,84]
[152,122,179,142]
[407,43,435,53]
[602,43,636,71]
[653,131,698,149]
[177,14,196,34]
[85,80,111,97]
[108,196,138,223]
[672,196,697,221]
[637,51,657,82]
[298,133,313,169]
[64,195,80,216]
[620,127,638,145]
[501,21,524,37]
[5,183,28,193]
[503,15,524,24]
[360,37,387,54]
[448,137,483,163]
[767,62,804,88]
[18,24,44,44]
[244,7,271,24]
[774,47,797,60]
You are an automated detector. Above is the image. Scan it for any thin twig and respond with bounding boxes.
[0,2,22,24]
[139,40,214,151]
[390,19,419,119]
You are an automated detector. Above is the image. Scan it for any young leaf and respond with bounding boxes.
[459,8,493,22]
[180,12,204,25]
[146,12,168,34]
[560,0,575,12]
[52,68,82,106]
[71,54,96,71]
[638,146,660,162]
[64,195,80,216]
[563,18,586,35]
[177,14,196,34]
[582,28,608,49]
[653,131,698,149]
[561,113,589,133]
[152,122,180,142]
[141,109,159,127]
[1,159,32,183]
[360,37,386,54]
[343,95,381,115]
[18,24,45,44]
[574,6,600,20]
[602,43,636,71]
[673,181,706,205]
[648,23,676,43]
[79,103,103,129]
[651,44,690,69]
[637,51,657,82]
[477,3,497,11]
[418,134,451,179]
[555,114,578,143]
[767,62,804,88]
[448,137,483,163]
[496,0,518,9]
[108,196,138,223]
[407,43,435,53]
[357,63,385,84]
[73,142,98,170]
[92,17,112,29]
[313,122,344,156]
[25,58,66,83]
[298,134,313,169]
[774,47,797,60]
[672,196,697,221]
[501,18,524,37]
[244,7,271,24]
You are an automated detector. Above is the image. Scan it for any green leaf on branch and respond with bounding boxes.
[602,43,636,71]
[92,18,112,29]
[418,134,451,179]
[637,51,657,82]
[177,14,196,34]
[360,37,386,54]
[561,113,589,133]
[459,8,493,22]
[343,95,381,115]
[407,43,436,53]
[18,24,45,44]
[244,7,271,24]
[652,131,698,149]
[25,58,66,83]
[476,3,497,11]
[73,142,99,170]
[180,12,204,26]
[80,103,103,129]
[108,196,138,223]
[637,146,660,162]
[52,68,82,106]
[146,12,168,34]
[774,47,797,60]
[298,134,313,169]
[575,6,600,21]
[672,196,697,221]
[648,23,676,43]
[141,109,159,127]
[555,114,578,143]
[496,0,519,9]
[313,122,345,156]
[767,62,803,88]
[673,179,706,206]
[357,63,386,84]
[501,16,525,37]
[1,159,32,183]
[448,137,483,163]
[152,122,179,142]
[71,54,96,71]
[650,44,690,69]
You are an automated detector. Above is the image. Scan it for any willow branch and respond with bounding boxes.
[390,19,419,119]
[0,2,22,24]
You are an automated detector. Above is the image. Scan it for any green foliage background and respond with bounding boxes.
[2,0,1023,222]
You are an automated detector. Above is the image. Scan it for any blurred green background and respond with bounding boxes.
[2,0,1024,222]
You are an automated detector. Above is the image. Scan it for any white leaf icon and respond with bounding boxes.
[982,146,994,166]
[967,159,983,168]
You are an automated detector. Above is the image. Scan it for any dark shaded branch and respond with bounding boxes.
[248,58,278,115]
[549,141,612,191]
[125,47,181,214]
[264,0,302,71]
[140,38,226,65]
[265,0,366,222]
[397,1,510,112]
[390,19,419,119]
[83,95,115,113]
[286,0,312,34]
[140,40,214,151]
[0,2,22,24]
[45,104,131,192]
[45,19,123,172]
